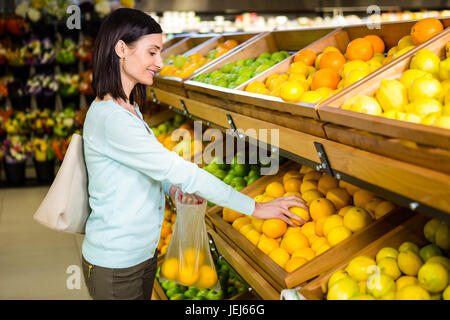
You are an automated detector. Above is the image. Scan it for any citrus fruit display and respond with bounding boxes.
[156,243,250,300]
[341,39,450,129]
[241,18,444,104]
[156,203,177,256]
[220,164,397,273]
[324,217,450,300]
[191,51,290,89]
[159,40,239,79]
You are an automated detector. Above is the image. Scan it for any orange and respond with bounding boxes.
[284,257,308,272]
[222,207,244,223]
[311,68,340,90]
[339,180,361,196]
[164,208,172,221]
[292,247,316,261]
[157,238,164,251]
[281,231,309,254]
[303,171,322,181]
[338,205,354,217]
[164,233,172,245]
[183,248,205,266]
[189,53,203,61]
[300,165,314,175]
[245,229,262,246]
[311,236,329,252]
[319,51,346,73]
[239,223,254,236]
[301,221,317,239]
[251,216,264,232]
[269,248,290,268]
[283,192,302,198]
[315,244,331,256]
[161,257,179,281]
[223,39,238,50]
[265,181,286,198]
[197,265,218,289]
[160,244,169,255]
[265,74,280,88]
[280,81,305,102]
[160,224,171,239]
[171,213,176,223]
[284,178,302,192]
[285,226,302,236]
[346,38,374,62]
[178,264,199,286]
[232,216,252,231]
[257,235,280,255]
[294,49,317,66]
[364,35,385,54]
[315,216,328,237]
[309,198,336,221]
[288,61,309,75]
[262,219,287,239]
[245,81,266,93]
[317,175,339,195]
[302,189,323,205]
[411,18,444,45]
[326,188,352,210]
[353,189,376,208]
[283,170,303,184]
[300,180,318,194]
[322,214,344,237]
[289,206,310,225]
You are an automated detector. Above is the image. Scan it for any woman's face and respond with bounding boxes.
[121,33,164,86]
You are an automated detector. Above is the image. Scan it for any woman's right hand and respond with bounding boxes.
[251,196,308,227]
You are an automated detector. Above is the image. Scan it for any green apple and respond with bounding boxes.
[233,163,250,177]
[221,62,235,73]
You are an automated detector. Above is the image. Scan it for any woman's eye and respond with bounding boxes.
[150,52,157,56]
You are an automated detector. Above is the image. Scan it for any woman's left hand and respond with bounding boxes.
[169,185,204,204]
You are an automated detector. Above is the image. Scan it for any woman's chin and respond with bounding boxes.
[140,78,154,86]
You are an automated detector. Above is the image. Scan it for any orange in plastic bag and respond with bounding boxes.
[160,190,220,290]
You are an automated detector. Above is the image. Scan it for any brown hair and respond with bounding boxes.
[92,8,162,107]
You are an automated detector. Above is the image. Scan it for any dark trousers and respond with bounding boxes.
[82,255,157,300]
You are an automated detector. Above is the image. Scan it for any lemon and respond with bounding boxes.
[343,207,372,232]
[397,35,415,50]
[327,226,352,247]
[392,45,415,59]
[434,116,450,129]
[358,280,367,294]
[397,250,423,276]
[245,81,266,93]
[376,247,399,262]
[435,222,450,251]
[386,46,398,57]
[327,277,360,300]
[396,276,418,291]
[408,76,443,102]
[412,98,442,118]
[404,113,422,123]
[371,53,385,64]
[345,256,377,281]
[375,79,408,112]
[399,241,419,254]
[377,257,401,280]
[366,273,395,298]
[397,285,431,300]
[299,90,322,104]
[367,60,382,72]
[400,69,431,88]
[419,244,443,262]
[427,256,450,272]
[341,95,383,116]
[422,114,439,125]
[381,109,399,119]
[340,60,370,78]
[343,69,370,88]
[349,293,376,300]
[323,215,344,237]
[443,286,450,300]
[380,291,396,300]
[418,262,449,293]
[410,49,440,78]
[440,57,450,81]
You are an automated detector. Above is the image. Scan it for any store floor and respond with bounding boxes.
[0,186,91,300]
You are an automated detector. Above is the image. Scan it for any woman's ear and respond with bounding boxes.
[114,40,127,59]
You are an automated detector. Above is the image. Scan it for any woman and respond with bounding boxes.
[81,8,307,300]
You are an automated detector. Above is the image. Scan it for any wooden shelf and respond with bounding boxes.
[148,87,450,219]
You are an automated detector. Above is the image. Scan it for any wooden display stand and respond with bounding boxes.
[298,213,429,300]
[207,161,415,290]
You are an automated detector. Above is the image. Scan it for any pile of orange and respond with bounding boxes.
[157,205,177,256]
[221,165,397,273]
[161,249,218,289]
[243,17,444,103]
[159,40,238,79]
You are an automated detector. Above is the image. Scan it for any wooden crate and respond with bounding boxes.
[153,225,274,300]
[162,35,188,53]
[324,124,450,174]
[184,28,335,119]
[319,27,450,150]
[207,161,416,290]
[298,213,428,300]
[154,33,263,97]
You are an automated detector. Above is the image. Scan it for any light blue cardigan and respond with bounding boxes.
[82,100,255,268]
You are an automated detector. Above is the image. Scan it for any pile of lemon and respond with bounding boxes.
[223,165,396,273]
[342,43,450,130]
[161,248,218,289]
[326,218,450,300]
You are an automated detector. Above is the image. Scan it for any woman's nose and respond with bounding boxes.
[155,54,164,70]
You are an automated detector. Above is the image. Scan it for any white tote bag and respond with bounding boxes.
[33,133,91,234]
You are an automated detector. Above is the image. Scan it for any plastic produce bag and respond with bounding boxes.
[160,190,220,291]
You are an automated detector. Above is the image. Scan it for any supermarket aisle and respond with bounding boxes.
[0,187,91,300]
